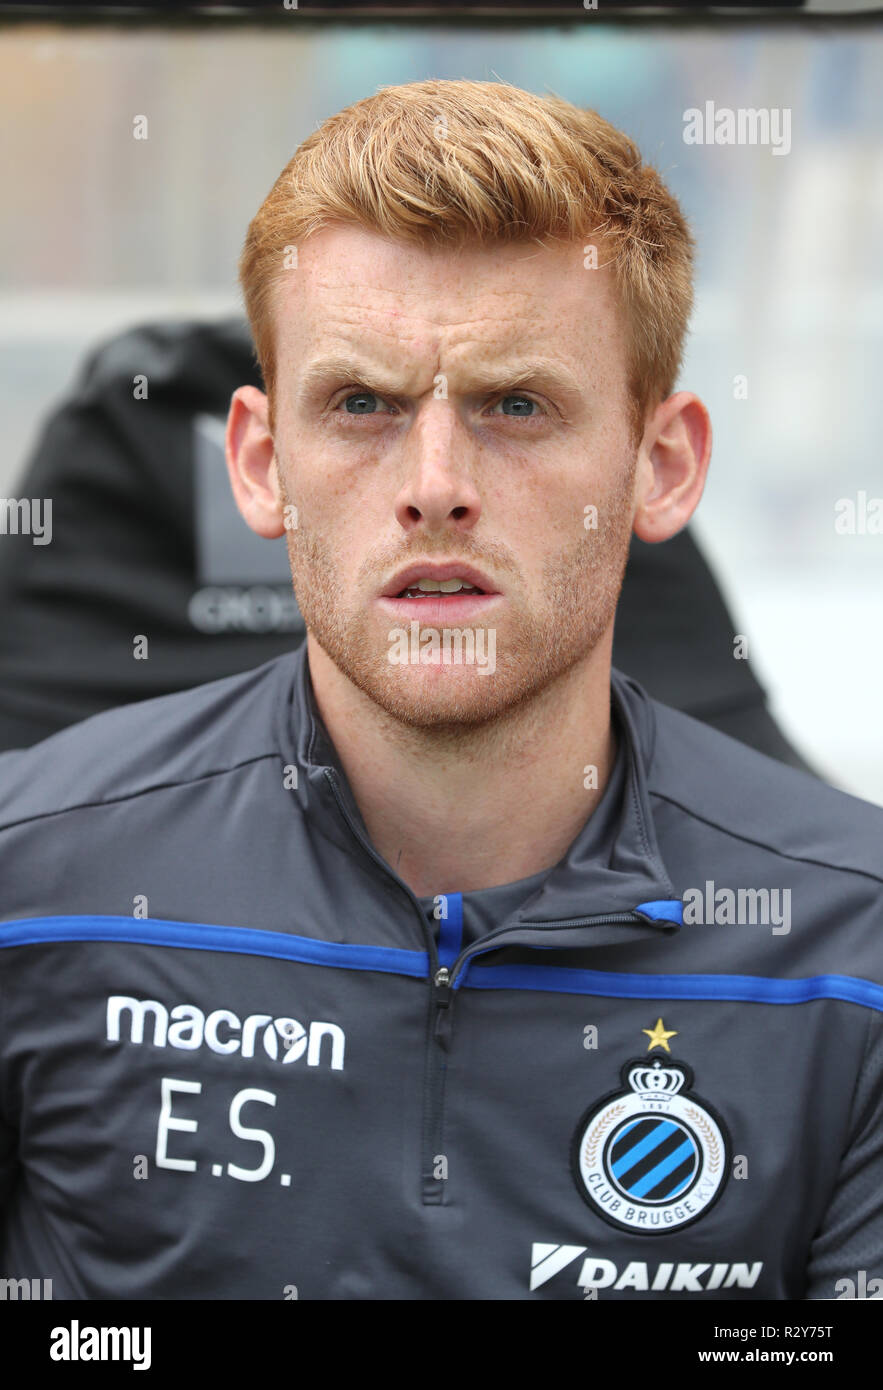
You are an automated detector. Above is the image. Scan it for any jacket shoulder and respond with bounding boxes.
[0,653,292,833]
[647,696,883,883]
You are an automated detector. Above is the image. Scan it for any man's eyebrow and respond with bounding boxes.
[298,357,408,398]
[297,354,585,399]
[463,358,584,397]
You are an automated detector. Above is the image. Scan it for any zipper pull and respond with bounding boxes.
[433,967,454,1045]
[434,966,452,1006]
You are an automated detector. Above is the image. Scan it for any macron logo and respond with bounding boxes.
[106,995,345,1070]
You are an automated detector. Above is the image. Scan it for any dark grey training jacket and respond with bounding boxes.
[1,646,881,1300]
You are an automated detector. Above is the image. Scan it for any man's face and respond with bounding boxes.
[271,225,640,729]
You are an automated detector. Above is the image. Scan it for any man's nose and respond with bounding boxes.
[392,399,482,534]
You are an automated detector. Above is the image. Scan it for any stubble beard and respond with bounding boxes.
[282,466,636,736]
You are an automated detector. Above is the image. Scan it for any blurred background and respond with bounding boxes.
[0,12,881,799]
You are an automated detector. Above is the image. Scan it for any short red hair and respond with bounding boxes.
[239,79,694,440]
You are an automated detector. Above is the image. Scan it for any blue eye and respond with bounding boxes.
[344,392,379,414]
[498,395,537,416]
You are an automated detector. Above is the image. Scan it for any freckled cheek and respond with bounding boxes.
[510,464,584,536]
[285,443,360,514]
[288,454,389,560]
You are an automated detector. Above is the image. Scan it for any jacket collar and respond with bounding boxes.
[276,642,680,937]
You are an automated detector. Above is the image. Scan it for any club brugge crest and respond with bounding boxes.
[572,1055,730,1235]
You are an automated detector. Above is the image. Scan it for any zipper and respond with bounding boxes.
[428,911,654,1027]
[446,911,657,987]
[433,966,454,1042]
[322,770,451,1205]
[321,768,673,1207]
[424,911,662,1204]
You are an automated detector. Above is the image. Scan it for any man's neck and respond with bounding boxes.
[305,635,618,898]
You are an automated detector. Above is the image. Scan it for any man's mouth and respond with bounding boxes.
[396,578,485,599]
[381,561,499,601]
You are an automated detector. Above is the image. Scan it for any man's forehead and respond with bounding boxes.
[274,226,623,374]
[291,224,577,286]
[287,302,557,366]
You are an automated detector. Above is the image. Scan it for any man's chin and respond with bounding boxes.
[346,662,517,731]
[304,610,600,731]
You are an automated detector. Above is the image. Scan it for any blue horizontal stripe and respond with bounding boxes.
[0,916,428,980]
[460,963,883,1011]
[2,916,882,1013]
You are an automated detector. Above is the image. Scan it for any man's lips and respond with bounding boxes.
[377,591,501,620]
[380,561,500,599]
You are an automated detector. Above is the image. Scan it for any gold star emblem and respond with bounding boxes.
[642,1017,678,1053]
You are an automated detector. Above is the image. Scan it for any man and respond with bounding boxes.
[0,80,880,1301]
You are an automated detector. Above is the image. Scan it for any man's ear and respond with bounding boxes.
[632,392,712,543]
[225,385,286,539]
